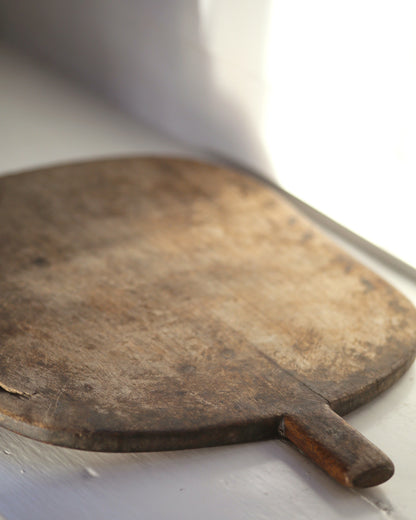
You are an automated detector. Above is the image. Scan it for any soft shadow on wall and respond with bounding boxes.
[0,0,275,179]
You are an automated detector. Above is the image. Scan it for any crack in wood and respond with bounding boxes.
[0,382,31,400]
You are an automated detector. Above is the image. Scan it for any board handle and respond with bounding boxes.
[281,404,394,487]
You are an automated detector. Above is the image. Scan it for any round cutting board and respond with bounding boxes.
[0,157,415,487]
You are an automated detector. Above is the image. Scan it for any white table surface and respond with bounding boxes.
[0,45,415,520]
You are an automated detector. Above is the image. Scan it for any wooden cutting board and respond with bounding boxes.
[1,157,415,488]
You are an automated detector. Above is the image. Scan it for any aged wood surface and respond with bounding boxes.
[0,157,415,487]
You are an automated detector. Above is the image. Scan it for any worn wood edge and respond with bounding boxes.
[0,407,284,452]
[0,154,211,182]
[329,345,416,416]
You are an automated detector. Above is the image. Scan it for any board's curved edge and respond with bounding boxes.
[329,344,416,416]
[0,155,222,182]
[0,411,283,452]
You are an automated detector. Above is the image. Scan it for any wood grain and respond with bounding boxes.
[0,157,415,487]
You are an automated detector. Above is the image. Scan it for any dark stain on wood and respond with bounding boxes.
[0,157,415,488]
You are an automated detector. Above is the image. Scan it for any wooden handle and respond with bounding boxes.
[281,404,394,487]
